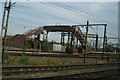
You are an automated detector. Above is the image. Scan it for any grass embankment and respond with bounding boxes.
[3,53,65,66]
[3,53,117,66]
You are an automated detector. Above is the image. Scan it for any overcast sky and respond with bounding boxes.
[0,2,118,43]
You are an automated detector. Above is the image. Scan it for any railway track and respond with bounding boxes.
[7,49,120,55]
[5,51,98,58]
[5,51,119,60]
[7,49,40,52]
[26,69,119,80]
[2,63,119,75]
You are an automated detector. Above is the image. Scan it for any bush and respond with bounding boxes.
[28,39,34,49]
[3,52,11,64]
[19,56,30,65]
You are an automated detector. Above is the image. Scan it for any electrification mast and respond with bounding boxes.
[1,0,12,63]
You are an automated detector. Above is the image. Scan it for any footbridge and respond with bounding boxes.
[6,25,92,53]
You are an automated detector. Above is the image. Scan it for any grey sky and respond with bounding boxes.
[0,2,118,43]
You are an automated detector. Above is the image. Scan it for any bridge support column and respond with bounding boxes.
[95,34,98,51]
[73,33,75,47]
[45,31,49,51]
[45,31,49,40]
[70,32,73,48]
[61,32,65,46]
[67,32,70,47]
[61,32,63,45]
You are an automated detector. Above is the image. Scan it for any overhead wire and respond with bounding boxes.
[53,2,105,22]
[10,3,120,44]
[97,2,118,15]
[7,3,87,35]
[42,4,115,36]
[42,3,95,22]
[39,2,103,33]
[14,3,95,36]
[43,2,118,31]
[13,4,80,25]
[3,2,118,39]
[14,2,117,30]
[90,26,97,34]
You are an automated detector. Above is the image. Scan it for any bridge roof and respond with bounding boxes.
[44,25,74,32]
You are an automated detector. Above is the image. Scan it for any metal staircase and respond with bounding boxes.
[6,25,91,51]
[73,26,91,51]
[23,27,44,38]
[73,26,86,46]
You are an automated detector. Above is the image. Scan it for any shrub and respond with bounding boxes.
[19,56,30,65]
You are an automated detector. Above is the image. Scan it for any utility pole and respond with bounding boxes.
[1,0,12,63]
[84,20,89,63]
[106,36,109,62]
[102,25,107,61]
[73,23,107,61]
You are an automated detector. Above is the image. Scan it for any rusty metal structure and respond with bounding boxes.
[6,27,44,48]
[6,25,92,53]
[5,24,108,54]
[44,25,91,53]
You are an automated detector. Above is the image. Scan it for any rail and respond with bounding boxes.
[2,63,119,75]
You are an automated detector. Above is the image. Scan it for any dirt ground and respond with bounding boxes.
[3,54,117,66]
